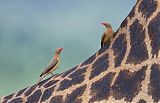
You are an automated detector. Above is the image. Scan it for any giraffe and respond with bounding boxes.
[1,0,160,102]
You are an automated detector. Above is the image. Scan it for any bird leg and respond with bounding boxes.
[51,72,54,76]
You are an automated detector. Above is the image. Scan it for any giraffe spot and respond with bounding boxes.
[24,86,36,96]
[120,18,128,28]
[89,54,109,80]
[148,64,160,102]
[138,99,147,103]
[81,53,96,66]
[26,89,42,103]
[112,34,127,67]
[98,45,109,55]
[37,76,53,87]
[148,13,160,57]
[61,66,77,78]
[2,99,7,103]
[16,87,27,97]
[111,66,147,102]
[65,85,86,103]
[40,86,55,102]
[138,0,158,18]
[50,95,63,103]
[69,67,87,78]
[57,79,71,91]
[128,5,136,19]
[57,67,86,91]
[8,97,23,103]
[44,80,59,88]
[126,19,148,64]
[89,73,115,103]
[4,93,14,101]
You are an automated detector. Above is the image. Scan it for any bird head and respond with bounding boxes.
[55,48,63,55]
[101,22,111,28]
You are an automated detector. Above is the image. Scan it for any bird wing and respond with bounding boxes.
[40,58,59,77]
[113,31,116,38]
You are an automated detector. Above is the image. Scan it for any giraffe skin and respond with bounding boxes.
[1,0,160,103]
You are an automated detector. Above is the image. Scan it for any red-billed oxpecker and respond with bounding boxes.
[101,22,115,47]
[36,48,63,85]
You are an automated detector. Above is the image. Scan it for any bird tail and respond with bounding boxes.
[40,73,43,77]
[101,41,103,47]
[101,40,111,49]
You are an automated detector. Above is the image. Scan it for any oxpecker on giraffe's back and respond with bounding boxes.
[37,48,63,85]
[101,22,115,48]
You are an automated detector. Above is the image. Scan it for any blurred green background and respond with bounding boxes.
[0,0,136,97]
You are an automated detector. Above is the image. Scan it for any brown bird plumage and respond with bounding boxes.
[101,22,115,47]
[36,48,63,85]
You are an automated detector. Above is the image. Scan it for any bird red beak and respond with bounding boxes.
[59,48,63,52]
[101,22,108,26]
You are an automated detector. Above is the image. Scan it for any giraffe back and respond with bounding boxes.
[1,0,160,103]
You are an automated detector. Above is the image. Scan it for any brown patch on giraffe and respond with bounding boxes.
[61,66,77,78]
[8,97,23,103]
[68,67,87,78]
[37,76,52,87]
[98,45,109,55]
[3,93,14,102]
[50,95,63,103]
[128,5,136,19]
[138,0,158,19]
[148,64,160,103]
[65,85,86,103]
[57,67,87,91]
[40,86,55,102]
[44,80,59,88]
[16,87,27,97]
[89,54,109,80]
[138,99,147,103]
[111,66,147,102]
[148,12,160,58]
[89,73,115,103]
[112,34,127,67]
[57,79,71,91]
[126,19,148,64]
[81,53,96,66]
[26,89,42,103]
[120,18,128,28]
[2,99,7,103]
[24,85,36,96]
